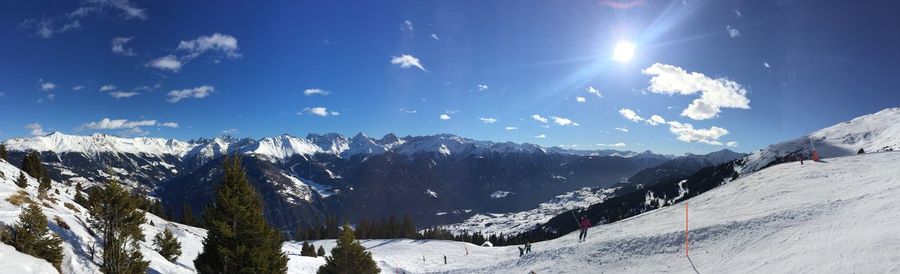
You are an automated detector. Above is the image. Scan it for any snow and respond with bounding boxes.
[3,132,194,158]
[444,187,616,236]
[740,107,900,174]
[0,159,205,274]
[489,191,513,199]
[245,135,322,160]
[0,243,59,274]
[289,152,900,273]
[425,189,438,198]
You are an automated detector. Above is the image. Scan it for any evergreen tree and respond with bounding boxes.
[38,176,52,198]
[194,155,288,274]
[20,151,48,181]
[153,228,183,262]
[310,243,318,258]
[73,182,88,206]
[181,202,196,226]
[0,203,64,271]
[317,224,380,274]
[402,214,416,238]
[15,171,28,188]
[88,179,149,274]
[301,241,312,256]
[0,144,8,161]
[317,245,326,257]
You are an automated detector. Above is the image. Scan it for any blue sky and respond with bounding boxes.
[0,0,898,154]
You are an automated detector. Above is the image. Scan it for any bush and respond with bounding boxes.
[53,216,70,231]
[6,191,33,206]
[63,202,81,213]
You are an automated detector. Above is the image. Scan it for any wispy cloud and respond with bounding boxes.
[303,88,330,96]
[25,123,45,136]
[399,108,417,114]
[614,127,629,132]
[597,143,626,147]
[99,84,117,92]
[18,0,147,39]
[167,85,214,103]
[576,96,586,103]
[726,141,738,147]
[111,37,135,56]
[39,79,57,91]
[531,114,549,124]
[643,63,750,120]
[505,126,519,130]
[431,33,439,40]
[147,55,182,72]
[619,108,644,122]
[439,114,451,120]
[479,117,497,124]
[477,84,489,91]
[726,25,740,38]
[534,134,546,139]
[72,85,84,91]
[222,128,239,135]
[109,91,139,98]
[646,115,666,126]
[586,86,603,98]
[551,116,578,126]
[81,118,156,130]
[390,54,426,71]
[401,20,414,31]
[667,120,729,145]
[301,107,340,117]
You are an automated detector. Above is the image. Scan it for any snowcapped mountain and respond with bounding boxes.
[3,132,194,157]
[739,107,900,174]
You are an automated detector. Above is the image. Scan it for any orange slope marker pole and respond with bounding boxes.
[685,202,689,257]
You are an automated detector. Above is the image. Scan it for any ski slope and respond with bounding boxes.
[289,151,900,273]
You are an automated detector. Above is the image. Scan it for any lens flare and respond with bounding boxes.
[613,41,636,63]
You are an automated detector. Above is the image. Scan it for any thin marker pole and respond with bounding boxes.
[685,202,689,257]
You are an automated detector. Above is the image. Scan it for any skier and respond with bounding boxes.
[578,216,591,242]
[444,255,447,264]
[518,246,524,257]
[525,242,532,254]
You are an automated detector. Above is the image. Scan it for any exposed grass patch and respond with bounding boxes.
[6,190,34,206]
[54,216,70,231]
[63,202,81,213]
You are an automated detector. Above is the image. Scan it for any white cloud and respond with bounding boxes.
[477,84,489,91]
[167,85,214,103]
[390,54,426,71]
[586,86,603,98]
[147,55,182,72]
[597,143,626,147]
[726,141,738,147]
[159,122,179,128]
[534,134,546,139]
[619,108,644,122]
[431,33,439,40]
[222,128,239,135]
[72,85,84,91]
[25,123,45,136]
[401,20,414,31]
[505,126,519,130]
[111,36,135,56]
[40,82,57,91]
[531,114,549,124]
[646,115,666,126]
[614,127,629,132]
[551,116,578,126]
[304,88,330,96]
[99,84,117,92]
[301,107,339,117]
[726,25,740,38]
[109,91,139,98]
[119,127,149,136]
[576,96,586,103]
[439,114,451,120]
[81,118,156,130]
[763,62,771,68]
[479,117,497,124]
[667,120,729,145]
[46,94,56,101]
[19,0,146,39]
[734,9,742,17]
[177,33,241,59]
[399,108,417,114]
[643,63,750,120]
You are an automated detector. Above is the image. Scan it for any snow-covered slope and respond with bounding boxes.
[441,187,617,236]
[0,242,59,274]
[740,107,900,173]
[288,151,900,273]
[0,159,205,274]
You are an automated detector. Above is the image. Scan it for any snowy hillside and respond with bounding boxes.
[0,159,205,274]
[441,187,617,236]
[287,151,900,273]
[739,107,900,173]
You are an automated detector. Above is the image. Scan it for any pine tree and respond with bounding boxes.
[318,224,380,274]
[88,179,149,274]
[38,176,52,198]
[0,203,64,271]
[153,228,183,262]
[181,202,196,226]
[317,245,326,257]
[15,171,28,188]
[0,144,8,161]
[301,241,312,256]
[20,151,48,181]
[194,155,288,274]
[73,182,88,206]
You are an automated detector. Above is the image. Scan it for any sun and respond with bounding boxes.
[612,41,636,63]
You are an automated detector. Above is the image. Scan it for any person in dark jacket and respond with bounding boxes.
[525,242,532,254]
[579,216,592,242]
[518,246,524,257]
